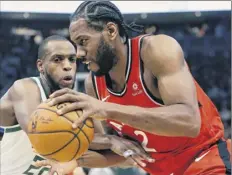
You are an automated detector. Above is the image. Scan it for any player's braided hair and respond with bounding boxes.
[70,1,144,43]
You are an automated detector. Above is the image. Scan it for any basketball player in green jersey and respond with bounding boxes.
[0,35,85,175]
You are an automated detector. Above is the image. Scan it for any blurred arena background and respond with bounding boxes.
[0,1,231,175]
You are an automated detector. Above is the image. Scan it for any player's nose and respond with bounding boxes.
[76,47,86,59]
[63,59,72,71]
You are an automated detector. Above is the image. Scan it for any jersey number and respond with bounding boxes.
[110,121,157,153]
[134,130,156,152]
[23,155,49,175]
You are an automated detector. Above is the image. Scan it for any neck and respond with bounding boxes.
[39,74,53,97]
[108,41,128,90]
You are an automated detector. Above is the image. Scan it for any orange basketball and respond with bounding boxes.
[27,102,94,162]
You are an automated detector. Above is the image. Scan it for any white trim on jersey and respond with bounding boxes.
[106,39,132,97]
[138,36,164,106]
[31,77,47,102]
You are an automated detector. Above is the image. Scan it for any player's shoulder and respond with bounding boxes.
[142,34,183,57]
[10,78,39,98]
[13,77,37,89]
[141,34,185,76]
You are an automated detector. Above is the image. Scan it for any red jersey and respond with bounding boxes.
[92,35,224,175]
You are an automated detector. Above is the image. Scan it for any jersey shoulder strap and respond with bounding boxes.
[31,77,47,102]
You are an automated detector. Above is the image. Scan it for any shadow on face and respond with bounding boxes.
[69,19,119,76]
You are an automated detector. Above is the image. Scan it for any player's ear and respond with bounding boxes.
[105,22,118,41]
[37,59,44,74]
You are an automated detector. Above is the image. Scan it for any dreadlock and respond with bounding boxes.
[70,1,144,43]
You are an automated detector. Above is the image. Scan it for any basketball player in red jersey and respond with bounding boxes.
[1,34,151,175]
[35,1,231,175]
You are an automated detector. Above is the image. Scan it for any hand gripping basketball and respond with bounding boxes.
[47,88,108,128]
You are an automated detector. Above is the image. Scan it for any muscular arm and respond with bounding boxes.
[0,79,41,132]
[104,35,201,138]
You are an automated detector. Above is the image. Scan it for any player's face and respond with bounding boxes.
[42,40,77,89]
[69,19,118,76]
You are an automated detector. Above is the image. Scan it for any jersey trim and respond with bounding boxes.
[106,39,132,97]
[138,35,165,106]
[91,73,100,100]
[1,124,22,133]
[31,77,47,102]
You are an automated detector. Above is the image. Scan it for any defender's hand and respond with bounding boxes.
[34,159,77,175]
[109,135,155,167]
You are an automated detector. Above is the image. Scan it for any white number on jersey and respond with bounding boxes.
[23,155,49,175]
[110,121,157,153]
[134,130,157,152]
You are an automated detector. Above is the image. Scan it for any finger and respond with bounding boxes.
[57,102,86,115]
[124,157,138,167]
[127,157,141,167]
[48,94,80,106]
[131,155,147,167]
[72,115,90,129]
[55,168,64,175]
[138,152,155,163]
[123,149,136,158]
[49,169,56,175]
[33,160,54,167]
[50,88,77,98]
[130,144,155,163]
[45,98,52,103]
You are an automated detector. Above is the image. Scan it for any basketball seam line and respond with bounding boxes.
[83,118,94,128]
[40,136,76,157]
[75,110,80,118]
[38,122,85,158]
[79,127,90,144]
[71,135,81,161]
[28,130,77,135]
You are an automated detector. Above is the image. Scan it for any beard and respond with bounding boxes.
[93,35,118,77]
[43,71,75,94]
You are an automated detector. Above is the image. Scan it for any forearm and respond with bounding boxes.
[105,103,200,137]
[77,150,126,168]
[89,133,112,150]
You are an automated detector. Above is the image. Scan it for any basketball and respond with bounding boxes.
[27,102,94,162]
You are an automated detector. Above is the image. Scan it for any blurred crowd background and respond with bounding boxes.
[0,1,231,174]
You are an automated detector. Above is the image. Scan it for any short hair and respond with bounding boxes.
[38,35,69,60]
[70,1,143,43]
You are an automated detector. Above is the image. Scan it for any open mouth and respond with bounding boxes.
[63,76,73,81]
[61,76,73,86]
